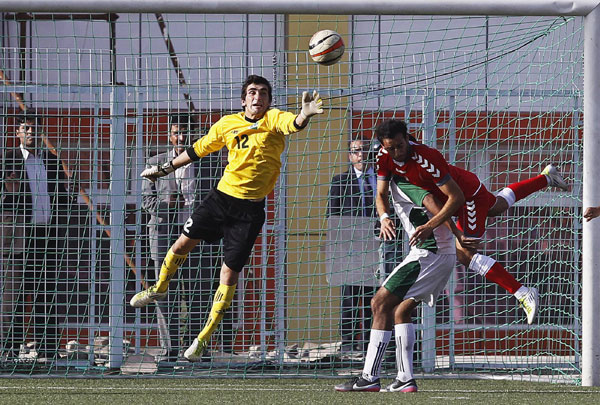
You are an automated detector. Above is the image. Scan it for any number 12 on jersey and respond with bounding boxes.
[235,134,249,149]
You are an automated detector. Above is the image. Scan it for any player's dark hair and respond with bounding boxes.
[241,75,273,103]
[170,113,194,132]
[375,119,409,144]
[16,114,42,127]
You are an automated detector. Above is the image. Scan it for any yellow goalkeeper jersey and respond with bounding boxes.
[190,108,302,200]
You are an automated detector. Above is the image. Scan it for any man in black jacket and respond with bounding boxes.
[0,114,72,361]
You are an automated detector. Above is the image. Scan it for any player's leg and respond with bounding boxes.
[130,234,199,308]
[456,243,538,324]
[131,189,225,309]
[386,252,454,393]
[335,287,400,392]
[336,251,425,392]
[185,193,266,362]
[489,164,568,217]
[388,299,419,393]
[207,242,235,353]
[184,263,239,361]
[362,287,403,382]
[456,192,539,324]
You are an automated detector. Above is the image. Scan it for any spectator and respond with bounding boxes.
[142,114,234,360]
[142,113,200,362]
[0,114,73,362]
[327,138,379,352]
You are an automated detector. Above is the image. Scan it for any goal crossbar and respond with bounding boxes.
[0,0,598,16]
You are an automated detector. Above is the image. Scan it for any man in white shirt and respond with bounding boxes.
[1,114,72,362]
[141,114,228,362]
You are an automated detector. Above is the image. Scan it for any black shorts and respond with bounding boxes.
[182,188,266,272]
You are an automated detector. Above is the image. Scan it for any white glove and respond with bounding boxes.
[141,161,176,182]
[300,90,324,119]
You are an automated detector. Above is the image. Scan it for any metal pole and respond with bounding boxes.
[108,86,126,369]
[421,88,436,372]
[582,3,600,387]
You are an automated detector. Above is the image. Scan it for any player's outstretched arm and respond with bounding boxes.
[376,178,396,240]
[584,206,600,222]
[141,150,193,182]
[295,90,323,128]
[409,178,465,246]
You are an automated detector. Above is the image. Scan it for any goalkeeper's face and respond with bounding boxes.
[242,83,271,120]
[17,122,41,149]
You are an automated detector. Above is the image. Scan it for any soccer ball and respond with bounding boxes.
[308,30,345,66]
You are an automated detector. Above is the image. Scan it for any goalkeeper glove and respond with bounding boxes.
[141,161,176,182]
[299,90,324,120]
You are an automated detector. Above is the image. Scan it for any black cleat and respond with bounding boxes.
[385,378,418,393]
[334,376,381,392]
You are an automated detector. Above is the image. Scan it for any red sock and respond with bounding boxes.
[507,175,548,201]
[484,262,522,294]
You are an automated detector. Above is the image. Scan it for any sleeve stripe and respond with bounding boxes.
[436,173,452,186]
[186,146,201,161]
[293,116,306,130]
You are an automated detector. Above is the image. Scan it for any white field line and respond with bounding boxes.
[0,386,598,394]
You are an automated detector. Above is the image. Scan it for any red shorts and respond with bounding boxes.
[455,182,497,238]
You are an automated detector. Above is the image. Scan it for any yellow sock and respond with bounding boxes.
[198,283,237,342]
[154,248,187,293]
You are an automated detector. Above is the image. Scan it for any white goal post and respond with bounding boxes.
[1,0,599,386]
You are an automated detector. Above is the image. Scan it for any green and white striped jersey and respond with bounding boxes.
[389,178,455,254]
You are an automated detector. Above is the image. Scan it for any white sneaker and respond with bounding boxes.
[541,164,568,191]
[519,287,539,325]
[129,285,167,308]
[184,338,208,362]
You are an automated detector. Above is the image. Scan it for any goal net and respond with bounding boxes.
[0,11,583,382]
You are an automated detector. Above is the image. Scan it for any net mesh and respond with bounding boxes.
[0,13,582,381]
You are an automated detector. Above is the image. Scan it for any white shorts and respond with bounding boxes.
[381,249,455,307]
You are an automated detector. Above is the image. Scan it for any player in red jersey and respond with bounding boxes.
[375,119,569,324]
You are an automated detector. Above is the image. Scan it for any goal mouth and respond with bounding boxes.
[0,2,596,385]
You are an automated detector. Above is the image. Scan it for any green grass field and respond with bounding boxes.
[0,378,598,404]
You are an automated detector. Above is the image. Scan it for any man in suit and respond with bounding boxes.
[142,113,198,362]
[328,137,382,352]
[0,114,72,361]
[142,114,231,362]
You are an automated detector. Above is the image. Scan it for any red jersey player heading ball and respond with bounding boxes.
[375,119,569,324]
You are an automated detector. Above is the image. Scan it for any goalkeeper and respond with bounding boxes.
[130,74,323,361]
